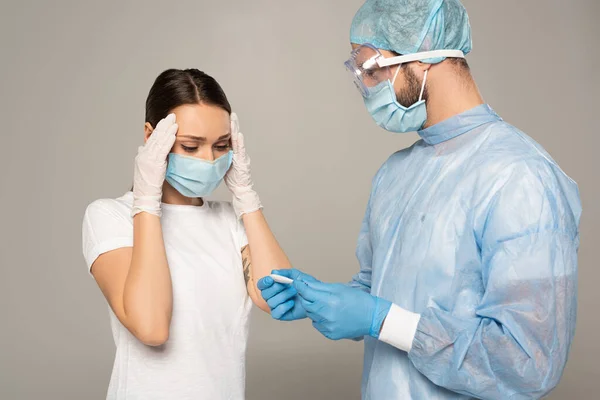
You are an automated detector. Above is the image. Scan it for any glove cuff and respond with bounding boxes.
[369,297,392,339]
[132,195,162,218]
[233,189,263,218]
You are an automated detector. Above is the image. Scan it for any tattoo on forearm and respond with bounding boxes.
[241,245,252,286]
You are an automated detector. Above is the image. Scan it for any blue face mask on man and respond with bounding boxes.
[363,68,429,133]
[165,151,233,198]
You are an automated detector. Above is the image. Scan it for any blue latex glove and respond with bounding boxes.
[294,279,392,340]
[257,269,319,321]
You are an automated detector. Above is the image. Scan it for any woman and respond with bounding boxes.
[82,69,292,399]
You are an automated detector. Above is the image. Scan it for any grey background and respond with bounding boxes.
[0,0,598,399]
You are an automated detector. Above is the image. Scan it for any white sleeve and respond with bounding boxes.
[378,304,421,352]
[82,199,134,274]
[234,209,248,250]
[222,201,248,251]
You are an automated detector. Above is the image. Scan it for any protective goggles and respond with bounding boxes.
[344,44,465,98]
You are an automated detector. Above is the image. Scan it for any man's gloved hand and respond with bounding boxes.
[257,269,319,321]
[132,113,178,217]
[224,113,262,218]
[294,279,392,341]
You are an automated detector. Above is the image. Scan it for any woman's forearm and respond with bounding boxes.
[123,212,173,343]
[242,210,292,311]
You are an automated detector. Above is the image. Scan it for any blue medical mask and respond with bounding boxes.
[364,69,428,133]
[165,151,233,198]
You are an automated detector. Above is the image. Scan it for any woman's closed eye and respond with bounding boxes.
[181,144,198,153]
[214,143,231,151]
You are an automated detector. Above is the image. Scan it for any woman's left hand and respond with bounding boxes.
[225,113,263,217]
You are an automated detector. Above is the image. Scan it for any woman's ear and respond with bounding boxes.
[144,122,154,143]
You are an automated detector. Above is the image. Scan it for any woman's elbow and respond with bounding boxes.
[250,291,270,313]
[131,323,170,346]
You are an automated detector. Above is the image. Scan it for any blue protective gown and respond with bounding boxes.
[351,104,581,399]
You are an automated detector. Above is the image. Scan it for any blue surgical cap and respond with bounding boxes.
[350,0,472,64]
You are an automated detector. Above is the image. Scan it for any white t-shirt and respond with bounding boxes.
[82,192,252,400]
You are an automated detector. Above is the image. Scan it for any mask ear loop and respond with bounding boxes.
[418,69,428,102]
[391,64,401,85]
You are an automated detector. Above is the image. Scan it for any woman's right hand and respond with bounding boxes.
[132,113,178,217]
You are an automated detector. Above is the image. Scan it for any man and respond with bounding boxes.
[258,0,581,398]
